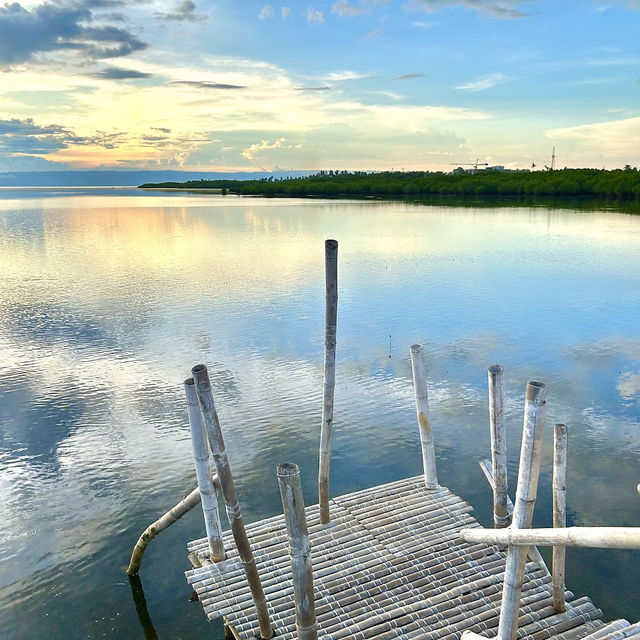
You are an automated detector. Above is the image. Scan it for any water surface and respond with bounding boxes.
[1,190,639,639]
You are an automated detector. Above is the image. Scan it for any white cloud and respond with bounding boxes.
[281,6,291,18]
[259,4,274,19]
[546,116,640,159]
[332,1,367,16]
[456,72,507,91]
[325,69,372,82]
[241,137,303,160]
[407,0,531,18]
[307,7,325,22]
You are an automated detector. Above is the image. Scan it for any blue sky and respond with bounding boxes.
[0,0,638,172]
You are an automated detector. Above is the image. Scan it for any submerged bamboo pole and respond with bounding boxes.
[318,238,338,524]
[128,574,159,640]
[277,463,317,640]
[185,378,225,562]
[497,380,547,640]
[192,364,273,640]
[460,526,640,549]
[126,485,203,576]
[410,344,439,489]
[553,423,568,612]
[488,364,510,527]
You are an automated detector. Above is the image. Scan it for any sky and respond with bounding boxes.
[0,0,638,173]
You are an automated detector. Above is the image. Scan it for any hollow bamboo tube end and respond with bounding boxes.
[410,343,423,354]
[526,380,547,403]
[325,238,338,252]
[488,364,504,376]
[277,462,300,478]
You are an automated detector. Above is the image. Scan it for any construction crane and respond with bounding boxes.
[544,147,556,171]
[450,159,489,173]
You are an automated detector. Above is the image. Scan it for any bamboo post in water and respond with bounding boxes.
[497,381,547,640]
[410,344,438,489]
[185,378,225,562]
[552,423,568,612]
[277,463,317,640]
[318,239,338,524]
[126,485,203,576]
[488,364,510,527]
[192,364,273,640]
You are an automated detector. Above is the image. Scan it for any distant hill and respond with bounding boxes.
[0,170,314,187]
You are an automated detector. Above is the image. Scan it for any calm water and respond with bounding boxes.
[1,189,639,639]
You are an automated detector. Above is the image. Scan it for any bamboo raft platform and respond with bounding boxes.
[122,239,640,640]
[186,476,635,640]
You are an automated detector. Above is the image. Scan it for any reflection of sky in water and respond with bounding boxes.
[1,193,639,638]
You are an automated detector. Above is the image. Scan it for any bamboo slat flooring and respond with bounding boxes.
[185,476,636,640]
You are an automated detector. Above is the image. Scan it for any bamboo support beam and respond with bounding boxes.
[488,364,510,527]
[185,378,225,562]
[126,485,203,576]
[460,527,640,549]
[410,344,439,489]
[318,239,338,524]
[277,463,318,640]
[478,459,549,575]
[497,380,547,640]
[553,423,568,612]
[192,364,274,640]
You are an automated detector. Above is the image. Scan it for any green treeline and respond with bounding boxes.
[139,167,640,199]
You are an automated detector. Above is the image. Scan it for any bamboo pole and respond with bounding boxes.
[192,364,273,640]
[277,462,317,640]
[410,344,439,489]
[126,485,203,576]
[318,238,338,524]
[497,380,547,640]
[478,459,549,575]
[460,526,640,549]
[128,574,159,640]
[185,378,225,562]
[488,364,510,527]
[553,423,568,612]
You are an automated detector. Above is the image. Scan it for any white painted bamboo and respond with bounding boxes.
[460,526,640,549]
[553,423,568,612]
[410,344,439,489]
[192,364,273,640]
[497,380,547,640]
[488,364,510,527]
[319,238,338,524]
[185,378,225,562]
[126,485,203,575]
[277,463,317,640]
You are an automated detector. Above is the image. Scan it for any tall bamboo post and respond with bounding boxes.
[277,463,317,640]
[185,378,225,562]
[318,239,338,524]
[552,423,568,612]
[488,364,510,527]
[192,364,273,640]
[497,381,547,640]
[410,344,438,489]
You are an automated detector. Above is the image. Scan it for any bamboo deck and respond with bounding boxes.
[185,475,637,640]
